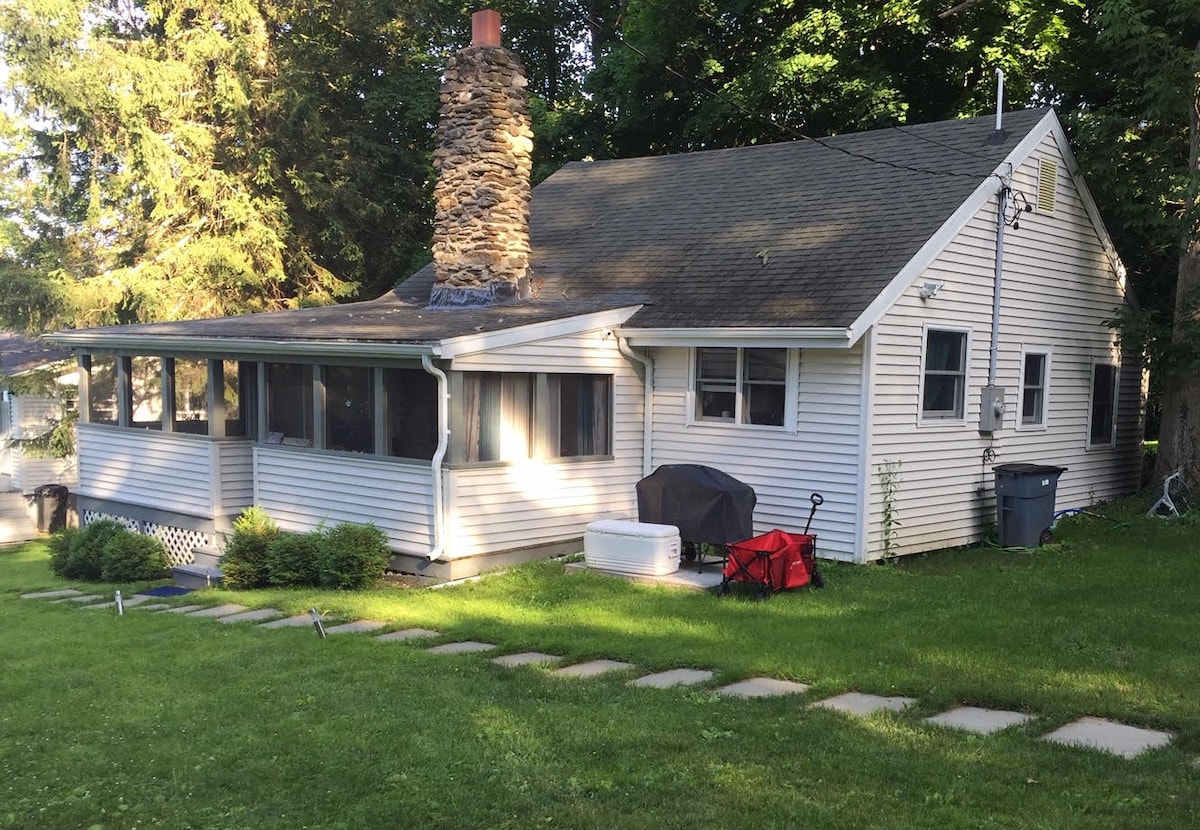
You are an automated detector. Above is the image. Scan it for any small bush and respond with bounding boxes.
[316,522,390,590]
[265,531,322,587]
[62,519,127,581]
[100,533,170,582]
[220,506,280,590]
[47,527,80,578]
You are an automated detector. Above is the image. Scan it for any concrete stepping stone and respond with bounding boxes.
[1041,716,1175,759]
[812,692,916,716]
[553,659,635,678]
[185,604,248,618]
[925,706,1035,735]
[130,603,173,612]
[53,594,104,604]
[158,604,205,614]
[629,668,714,688]
[217,608,283,624]
[21,589,83,599]
[491,651,563,668]
[324,619,387,635]
[426,640,497,655]
[259,614,319,629]
[375,628,441,643]
[715,677,811,698]
[83,595,153,610]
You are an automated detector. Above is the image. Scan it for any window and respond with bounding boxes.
[384,368,438,460]
[1089,363,1118,446]
[694,347,787,426]
[550,374,611,456]
[223,361,250,438]
[266,363,313,445]
[1020,352,1049,427]
[129,356,163,430]
[921,330,967,419]
[463,373,534,462]
[88,356,118,425]
[324,365,374,453]
[173,358,209,434]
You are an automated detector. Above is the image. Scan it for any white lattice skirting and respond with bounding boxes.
[81,510,209,567]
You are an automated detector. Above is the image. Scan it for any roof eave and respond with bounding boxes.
[45,332,439,359]
[618,327,854,349]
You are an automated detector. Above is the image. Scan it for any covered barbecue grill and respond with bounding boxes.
[636,464,756,546]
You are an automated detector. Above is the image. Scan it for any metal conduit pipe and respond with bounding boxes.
[421,354,450,560]
[989,183,1008,386]
[615,334,654,477]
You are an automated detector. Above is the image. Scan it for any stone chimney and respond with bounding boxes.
[429,9,534,307]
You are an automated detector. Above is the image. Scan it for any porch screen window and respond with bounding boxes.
[1021,353,1048,426]
[266,363,313,445]
[1089,363,1118,446]
[922,330,967,419]
[130,356,163,430]
[173,358,209,434]
[324,365,374,453]
[223,361,249,438]
[88,356,118,425]
[695,347,786,426]
[384,368,438,460]
[549,374,611,456]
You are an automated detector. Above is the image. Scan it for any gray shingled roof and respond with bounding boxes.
[1,331,72,376]
[58,109,1050,346]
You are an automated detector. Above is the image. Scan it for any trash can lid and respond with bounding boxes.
[993,463,1066,475]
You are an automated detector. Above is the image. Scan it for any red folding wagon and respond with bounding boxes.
[718,494,824,599]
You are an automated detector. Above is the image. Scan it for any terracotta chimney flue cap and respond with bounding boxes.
[472,10,502,47]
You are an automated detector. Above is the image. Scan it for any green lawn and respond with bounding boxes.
[2,501,1198,829]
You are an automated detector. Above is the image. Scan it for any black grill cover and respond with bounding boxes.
[636,464,756,545]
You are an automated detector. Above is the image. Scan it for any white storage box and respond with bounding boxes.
[584,520,681,576]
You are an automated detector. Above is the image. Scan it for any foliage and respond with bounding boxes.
[219,506,281,590]
[877,458,902,560]
[315,521,390,590]
[45,525,80,578]
[99,532,170,582]
[264,530,322,588]
[48,518,126,581]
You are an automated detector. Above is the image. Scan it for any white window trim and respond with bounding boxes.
[687,347,797,431]
[1016,346,1052,431]
[917,324,971,427]
[1086,358,1120,449]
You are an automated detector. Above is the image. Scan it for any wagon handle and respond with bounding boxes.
[804,493,824,535]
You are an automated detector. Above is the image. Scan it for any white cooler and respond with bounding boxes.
[583,520,681,576]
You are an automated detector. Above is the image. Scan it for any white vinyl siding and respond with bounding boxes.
[77,425,214,517]
[865,132,1140,559]
[650,345,863,562]
[6,394,77,489]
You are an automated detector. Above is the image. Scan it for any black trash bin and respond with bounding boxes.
[993,464,1065,548]
[33,484,69,534]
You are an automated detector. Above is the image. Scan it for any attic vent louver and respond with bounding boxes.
[1036,158,1057,213]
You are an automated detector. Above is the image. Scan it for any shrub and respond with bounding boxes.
[47,527,80,578]
[265,531,323,587]
[220,507,280,589]
[62,519,127,581]
[316,522,390,590]
[100,533,170,582]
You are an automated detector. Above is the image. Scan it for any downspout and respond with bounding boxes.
[421,355,449,560]
[616,334,654,477]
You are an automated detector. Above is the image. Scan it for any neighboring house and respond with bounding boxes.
[48,13,1141,577]
[1,330,78,493]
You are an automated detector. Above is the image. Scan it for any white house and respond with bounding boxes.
[48,14,1141,579]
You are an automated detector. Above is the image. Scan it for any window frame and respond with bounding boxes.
[689,347,795,430]
[918,326,971,425]
[1017,347,1051,430]
[1087,360,1119,448]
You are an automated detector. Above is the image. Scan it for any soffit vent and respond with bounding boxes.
[1036,158,1058,213]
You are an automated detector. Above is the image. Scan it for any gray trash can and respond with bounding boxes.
[994,464,1065,548]
[33,484,69,534]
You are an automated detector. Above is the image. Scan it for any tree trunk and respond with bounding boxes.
[1153,38,1200,487]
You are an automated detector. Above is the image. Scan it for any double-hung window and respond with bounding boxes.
[694,347,787,426]
[1088,362,1119,446]
[921,329,967,420]
[1020,351,1049,427]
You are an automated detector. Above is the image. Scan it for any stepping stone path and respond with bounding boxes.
[18,591,1184,761]
[925,706,1034,735]
[427,640,496,655]
[630,668,713,688]
[491,651,562,668]
[1041,716,1175,759]
[376,628,440,642]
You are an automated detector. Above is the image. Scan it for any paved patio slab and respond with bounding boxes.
[324,619,388,635]
[553,659,635,678]
[924,706,1035,735]
[565,562,724,592]
[21,589,83,599]
[259,614,318,629]
[714,677,811,698]
[426,640,497,655]
[811,692,916,716]
[1041,716,1175,759]
[158,604,205,614]
[491,651,563,668]
[217,608,283,624]
[375,628,441,642]
[185,604,248,618]
[629,668,714,688]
